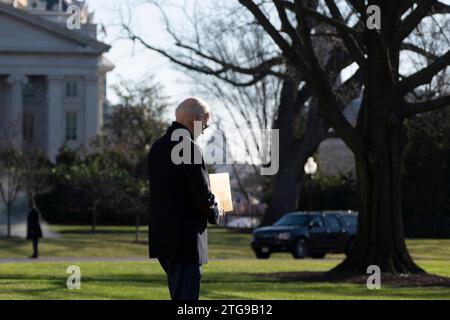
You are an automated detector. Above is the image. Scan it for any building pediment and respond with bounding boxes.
[0,3,110,54]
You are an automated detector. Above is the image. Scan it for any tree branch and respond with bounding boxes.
[278,0,365,157]
[324,0,367,73]
[394,0,433,43]
[317,92,366,157]
[345,0,366,17]
[399,49,450,94]
[239,0,304,66]
[401,42,438,61]
[335,68,364,107]
[282,0,362,38]
[122,24,285,86]
[273,0,303,50]
[293,0,316,57]
[403,95,450,117]
[432,1,450,14]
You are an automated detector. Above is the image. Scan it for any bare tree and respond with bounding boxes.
[120,1,363,224]
[235,0,450,274]
[194,72,280,200]
[0,150,26,237]
[120,0,449,273]
[0,124,48,237]
[91,76,169,236]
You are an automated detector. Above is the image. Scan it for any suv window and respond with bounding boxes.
[275,214,310,226]
[309,215,324,227]
[341,215,357,227]
[324,215,341,230]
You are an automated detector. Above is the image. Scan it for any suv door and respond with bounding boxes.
[307,215,328,252]
[323,214,344,251]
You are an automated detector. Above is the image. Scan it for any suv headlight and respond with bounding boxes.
[278,232,291,240]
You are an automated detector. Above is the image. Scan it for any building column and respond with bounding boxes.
[47,75,64,162]
[6,72,28,148]
[84,75,100,146]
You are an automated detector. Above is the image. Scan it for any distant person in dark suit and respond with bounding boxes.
[26,197,43,259]
[147,97,225,300]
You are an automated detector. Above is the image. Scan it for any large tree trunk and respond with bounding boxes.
[265,79,329,225]
[330,25,424,274]
[265,79,301,225]
[333,143,424,274]
[332,67,424,274]
[267,162,303,224]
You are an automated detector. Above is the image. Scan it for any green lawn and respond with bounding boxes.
[0,225,449,300]
[0,260,449,300]
[1,225,449,261]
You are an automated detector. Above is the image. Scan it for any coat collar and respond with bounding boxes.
[167,121,194,140]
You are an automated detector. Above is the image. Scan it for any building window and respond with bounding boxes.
[23,113,34,142]
[65,80,78,98]
[65,112,78,141]
[23,82,34,99]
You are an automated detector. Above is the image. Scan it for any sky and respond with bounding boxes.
[87,0,194,111]
[86,0,450,111]
[85,0,450,157]
[86,0,264,154]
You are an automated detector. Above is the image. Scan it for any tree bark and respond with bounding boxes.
[332,137,424,274]
[267,162,303,225]
[332,62,424,274]
[265,79,329,225]
[265,79,301,225]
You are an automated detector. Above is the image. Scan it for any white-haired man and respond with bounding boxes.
[147,97,225,300]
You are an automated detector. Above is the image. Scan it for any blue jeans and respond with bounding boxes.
[158,258,202,300]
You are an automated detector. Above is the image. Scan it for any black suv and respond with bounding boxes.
[251,211,357,259]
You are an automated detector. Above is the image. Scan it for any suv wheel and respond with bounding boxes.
[255,250,271,259]
[310,252,326,259]
[292,238,308,259]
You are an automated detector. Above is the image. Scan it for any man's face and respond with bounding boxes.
[192,114,210,140]
[201,116,210,134]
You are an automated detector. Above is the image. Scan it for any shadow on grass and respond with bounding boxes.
[250,271,450,288]
[0,273,166,284]
[2,271,449,300]
[0,238,28,247]
[3,269,449,289]
[57,229,143,235]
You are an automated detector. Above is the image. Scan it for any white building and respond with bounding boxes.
[0,0,114,160]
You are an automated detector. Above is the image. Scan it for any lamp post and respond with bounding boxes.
[304,157,318,212]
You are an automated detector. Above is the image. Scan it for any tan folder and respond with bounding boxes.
[209,173,234,212]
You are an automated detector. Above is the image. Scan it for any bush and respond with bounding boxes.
[298,173,358,211]
[402,110,450,238]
